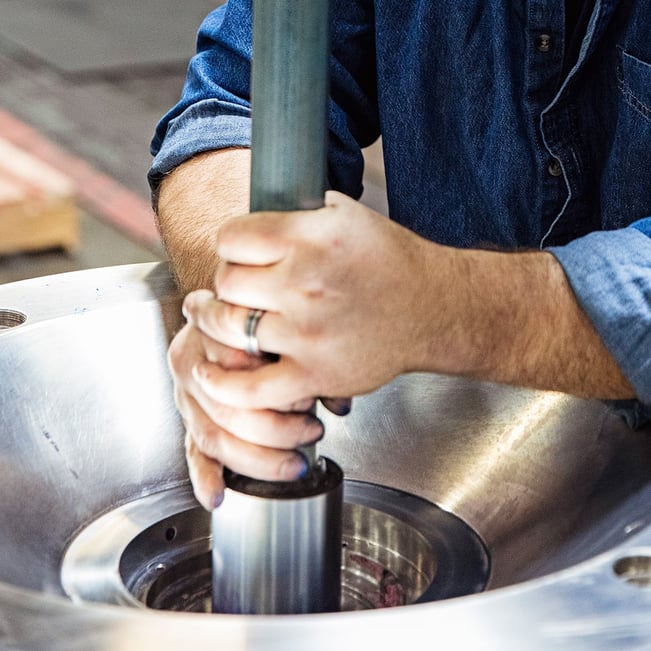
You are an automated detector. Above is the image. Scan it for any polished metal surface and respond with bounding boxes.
[61,480,488,613]
[221,0,335,614]
[1,262,651,649]
[249,0,328,214]
[212,460,343,614]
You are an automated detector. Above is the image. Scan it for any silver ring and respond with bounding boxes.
[244,308,265,356]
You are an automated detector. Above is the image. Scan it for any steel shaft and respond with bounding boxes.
[211,0,343,615]
[212,462,343,614]
[249,0,329,215]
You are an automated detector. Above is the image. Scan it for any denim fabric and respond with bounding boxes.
[150,0,651,418]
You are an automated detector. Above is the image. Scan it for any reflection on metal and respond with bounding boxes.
[1,262,651,649]
[212,460,344,614]
[341,481,488,608]
[249,0,328,214]
[438,391,570,516]
[227,0,337,615]
[61,481,488,612]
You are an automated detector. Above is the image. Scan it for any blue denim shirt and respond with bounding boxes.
[150,0,651,424]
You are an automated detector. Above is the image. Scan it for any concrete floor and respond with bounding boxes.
[0,1,386,287]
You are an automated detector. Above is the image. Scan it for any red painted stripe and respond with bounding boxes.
[0,107,161,248]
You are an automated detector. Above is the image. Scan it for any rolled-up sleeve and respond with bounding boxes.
[149,0,380,198]
[548,218,651,427]
[148,3,253,189]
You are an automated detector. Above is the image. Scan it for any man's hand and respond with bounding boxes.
[169,290,353,510]
[186,190,635,414]
[169,300,322,510]
[186,191,433,409]
[163,176,635,510]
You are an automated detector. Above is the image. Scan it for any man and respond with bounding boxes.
[150,0,651,511]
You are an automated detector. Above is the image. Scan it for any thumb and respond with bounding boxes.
[217,212,291,266]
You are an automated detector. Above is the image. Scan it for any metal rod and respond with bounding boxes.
[250,0,330,470]
[249,0,328,214]
[212,0,343,615]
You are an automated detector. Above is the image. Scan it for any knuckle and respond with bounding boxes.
[207,400,234,429]
[242,377,266,407]
[167,325,193,372]
[216,265,236,300]
[167,341,183,373]
[201,300,238,342]
[184,429,195,454]
[220,301,242,337]
[172,386,186,412]
[192,420,222,457]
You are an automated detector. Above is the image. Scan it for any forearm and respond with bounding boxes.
[419,245,635,400]
[156,148,251,292]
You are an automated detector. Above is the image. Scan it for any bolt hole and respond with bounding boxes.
[0,309,27,330]
[165,527,177,542]
[613,555,651,588]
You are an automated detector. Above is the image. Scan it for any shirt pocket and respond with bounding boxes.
[618,48,651,123]
[600,48,651,229]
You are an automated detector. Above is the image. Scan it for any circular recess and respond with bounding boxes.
[613,555,651,588]
[62,481,490,613]
[0,309,26,329]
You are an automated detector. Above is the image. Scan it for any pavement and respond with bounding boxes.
[0,1,387,286]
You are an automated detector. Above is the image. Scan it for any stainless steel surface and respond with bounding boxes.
[61,480,487,613]
[1,262,651,648]
[218,0,335,615]
[212,460,343,614]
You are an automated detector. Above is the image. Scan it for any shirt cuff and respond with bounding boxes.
[547,227,651,418]
[148,98,251,192]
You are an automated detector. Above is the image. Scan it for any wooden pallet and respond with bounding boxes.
[0,138,79,255]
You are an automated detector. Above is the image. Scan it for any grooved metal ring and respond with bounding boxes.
[244,308,265,356]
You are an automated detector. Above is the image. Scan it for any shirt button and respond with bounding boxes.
[536,34,552,52]
[548,158,562,177]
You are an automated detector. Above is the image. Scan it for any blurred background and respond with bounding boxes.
[0,0,386,285]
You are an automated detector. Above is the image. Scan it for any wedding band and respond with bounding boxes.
[244,308,265,356]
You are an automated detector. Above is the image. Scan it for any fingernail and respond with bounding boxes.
[212,491,225,510]
[280,454,308,480]
[338,401,352,416]
[331,398,352,416]
[305,415,325,442]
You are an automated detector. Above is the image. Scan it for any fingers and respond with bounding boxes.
[215,192,354,267]
[216,263,286,312]
[185,429,225,511]
[190,382,324,449]
[169,318,322,512]
[183,290,288,356]
[193,356,314,410]
[216,211,291,265]
[182,393,311,509]
[321,397,353,416]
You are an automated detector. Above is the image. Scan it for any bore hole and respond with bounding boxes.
[65,481,489,614]
[0,309,27,330]
[613,555,651,588]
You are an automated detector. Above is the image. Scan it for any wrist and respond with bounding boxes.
[408,245,553,379]
[410,245,634,399]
